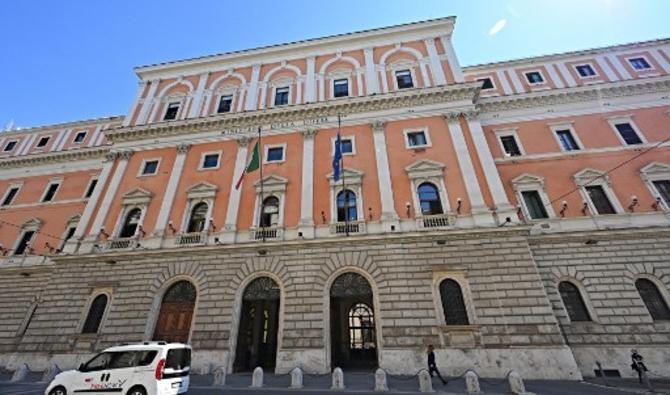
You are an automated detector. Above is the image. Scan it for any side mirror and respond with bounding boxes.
[78,363,85,372]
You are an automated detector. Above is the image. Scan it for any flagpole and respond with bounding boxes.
[338,114,349,237]
[258,126,265,242]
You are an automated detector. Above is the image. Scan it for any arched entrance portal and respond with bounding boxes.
[330,272,377,370]
[234,277,280,372]
[153,280,196,343]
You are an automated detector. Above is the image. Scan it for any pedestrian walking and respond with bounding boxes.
[630,349,648,384]
[427,345,448,385]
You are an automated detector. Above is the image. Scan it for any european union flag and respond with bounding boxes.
[333,130,342,181]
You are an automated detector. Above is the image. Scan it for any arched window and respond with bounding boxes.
[187,202,208,233]
[337,190,357,222]
[418,183,443,215]
[348,303,375,350]
[82,294,108,334]
[636,279,670,321]
[259,196,279,227]
[558,281,591,322]
[439,279,469,325]
[119,208,141,238]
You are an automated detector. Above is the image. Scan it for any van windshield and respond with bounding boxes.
[165,348,191,371]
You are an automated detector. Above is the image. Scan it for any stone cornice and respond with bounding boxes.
[476,76,670,114]
[0,115,124,139]
[0,146,110,169]
[107,82,482,143]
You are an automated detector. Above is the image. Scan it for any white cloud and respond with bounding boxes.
[488,19,507,36]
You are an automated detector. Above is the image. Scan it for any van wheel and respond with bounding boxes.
[126,386,146,395]
[49,386,66,395]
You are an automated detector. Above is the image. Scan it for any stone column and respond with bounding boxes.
[424,38,447,86]
[221,137,251,242]
[136,79,159,125]
[364,47,379,94]
[299,129,317,238]
[440,35,464,83]
[122,81,147,127]
[188,72,209,118]
[372,121,400,229]
[304,56,316,102]
[245,64,261,111]
[154,144,191,238]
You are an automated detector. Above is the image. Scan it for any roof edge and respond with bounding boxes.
[0,115,125,137]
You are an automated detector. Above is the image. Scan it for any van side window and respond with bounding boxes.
[83,352,113,372]
[166,348,191,370]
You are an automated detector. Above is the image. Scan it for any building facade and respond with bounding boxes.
[1,17,669,380]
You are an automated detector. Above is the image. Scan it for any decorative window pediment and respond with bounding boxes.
[22,217,44,230]
[327,167,363,186]
[405,159,445,180]
[640,162,670,180]
[511,173,545,191]
[186,182,218,199]
[121,188,154,205]
[573,168,609,187]
[255,175,288,193]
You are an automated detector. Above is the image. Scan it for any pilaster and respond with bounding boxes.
[123,81,147,127]
[136,79,159,125]
[371,121,400,230]
[305,57,316,103]
[424,38,447,86]
[221,137,251,242]
[188,72,209,118]
[154,143,191,238]
[299,129,317,238]
[440,35,464,83]
[245,64,261,111]
[364,47,379,94]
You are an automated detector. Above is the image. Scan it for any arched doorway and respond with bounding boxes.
[233,277,280,372]
[153,281,196,343]
[330,272,377,370]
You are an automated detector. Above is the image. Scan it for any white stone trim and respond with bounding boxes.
[574,168,624,215]
[198,150,222,170]
[554,62,577,87]
[495,70,513,95]
[328,169,364,223]
[606,115,648,145]
[123,81,147,127]
[625,55,655,72]
[548,122,583,152]
[264,143,286,164]
[137,157,162,177]
[300,131,316,229]
[76,290,113,334]
[494,127,525,156]
[331,134,356,156]
[632,275,670,322]
[403,127,432,149]
[73,155,117,241]
[390,64,418,91]
[523,69,548,87]
[269,84,292,108]
[441,35,464,83]
[154,146,190,236]
[545,63,565,89]
[89,152,132,237]
[159,96,186,122]
[556,278,599,324]
[245,64,261,111]
[363,47,379,94]
[406,160,450,216]
[371,123,398,221]
[607,54,632,79]
[87,125,103,148]
[0,182,22,206]
[640,162,670,211]
[136,79,160,125]
[252,175,288,228]
[224,140,250,231]
[18,134,36,156]
[112,202,149,238]
[2,139,18,153]
[39,178,62,202]
[49,129,66,152]
[653,49,670,73]
[188,72,210,118]
[511,173,556,219]
[305,56,316,103]
[180,196,215,234]
[329,73,352,100]
[595,55,619,81]
[424,38,447,85]
[10,218,42,256]
[432,272,477,326]
[82,176,99,199]
[71,130,87,145]
[445,118,486,209]
[506,68,524,92]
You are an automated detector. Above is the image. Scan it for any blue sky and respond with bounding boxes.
[1,0,669,128]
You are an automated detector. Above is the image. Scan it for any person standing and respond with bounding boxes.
[427,345,448,385]
[630,349,648,384]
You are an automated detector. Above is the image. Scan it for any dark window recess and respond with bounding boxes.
[187,202,208,233]
[333,79,349,98]
[652,180,670,207]
[84,179,98,198]
[418,183,443,215]
[119,208,141,238]
[202,154,219,169]
[2,187,19,206]
[337,190,357,222]
[594,370,621,378]
[14,231,35,255]
[614,123,643,145]
[36,136,50,148]
[73,132,86,143]
[341,139,353,154]
[60,227,76,250]
[478,78,494,89]
[3,141,17,152]
[629,57,651,70]
[166,348,191,370]
[267,147,284,162]
[274,87,289,106]
[576,65,596,77]
[406,131,428,147]
[556,130,580,151]
[164,102,180,120]
[558,282,591,322]
[525,71,544,83]
[81,294,108,334]
[217,95,233,113]
[395,70,414,89]
[142,160,159,175]
[42,183,59,202]
[521,190,549,219]
[635,279,670,321]
[585,185,616,214]
[439,279,469,325]
[500,135,522,156]
[260,196,279,227]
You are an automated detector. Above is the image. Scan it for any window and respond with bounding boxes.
[84,179,98,198]
[652,180,670,207]
[141,160,159,176]
[259,196,280,227]
[165,348,191,370]
[60,226,77,251]
[187,202,208,233]
[201,153,220,169]
[575,64,596,77]
[341,139,353,154]
[1,186,20,206]
[614,123,643,145]
[521,190,549,219]
[500,135,522,157]
[266,146,284,163]
[629,57,651,70]
[3,140,17,152]
[36,136,50,148]
[525,71,544,84]
[439,279,469,325]
[217,95,233,113]
[635,279,670,321]
[558,282,591,322]
[119,208,141,238]
[73,131,86,144]
[41,182,60,202]
[395,69,414,89]
[14,231,35,255]
[348,303,375,350]
[417,183,443,215]
[81,294,108,334]
[556,129,580,151]
[336,190,357,222]
[274,87,289,106]
[333,78,349,98]
[164,102,180,120]
[585,185,616,214]
[406,130,428,148]
[477,77,494,90]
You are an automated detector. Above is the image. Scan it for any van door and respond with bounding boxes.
[162,348,191,393]
[73,352,113,393]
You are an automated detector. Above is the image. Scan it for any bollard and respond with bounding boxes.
[508,370,535,395]
[290,367,303,389]
[251,366,263,388]
[465,370,480,394]
[41,364,61,383]
[418,369,434,393]
[331,367,345,390]
[374,368,388,392]
[212,366,226,387]
[10,364,29,382]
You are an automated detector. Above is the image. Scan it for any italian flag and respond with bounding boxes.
[235,140,260,189]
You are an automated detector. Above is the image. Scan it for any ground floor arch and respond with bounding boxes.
[152,280,197,343]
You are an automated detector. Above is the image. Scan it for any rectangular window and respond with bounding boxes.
[500,135,522,156]
[201,153,220,169]
[274,87,289,106]
[61,227,77,250]
[576,64,596,77]
[653,180,670,207]
[141,160,159,175]
[525,71,544,84]
[341,139,353,154]
[42,183,60,202]
[614,123,643,145]
[3,140,17,152]
[395,69,414,89]
[521,191,549,219]
[217,95,233,113]
[333,79,349,98]
[556,129,580,151]
[406,131,428,147]
[73,131,86,144]
[2,187,20,206]
[84,179,98,198]
[266,147,284,162]
[36,136,50,148]
[629,57,651,70]
[585,185,616,214]
[164,102,180,120]
[477,77,494,90]
[14,231,35,255]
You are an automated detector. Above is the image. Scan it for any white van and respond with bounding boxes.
[45,342,191,395]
